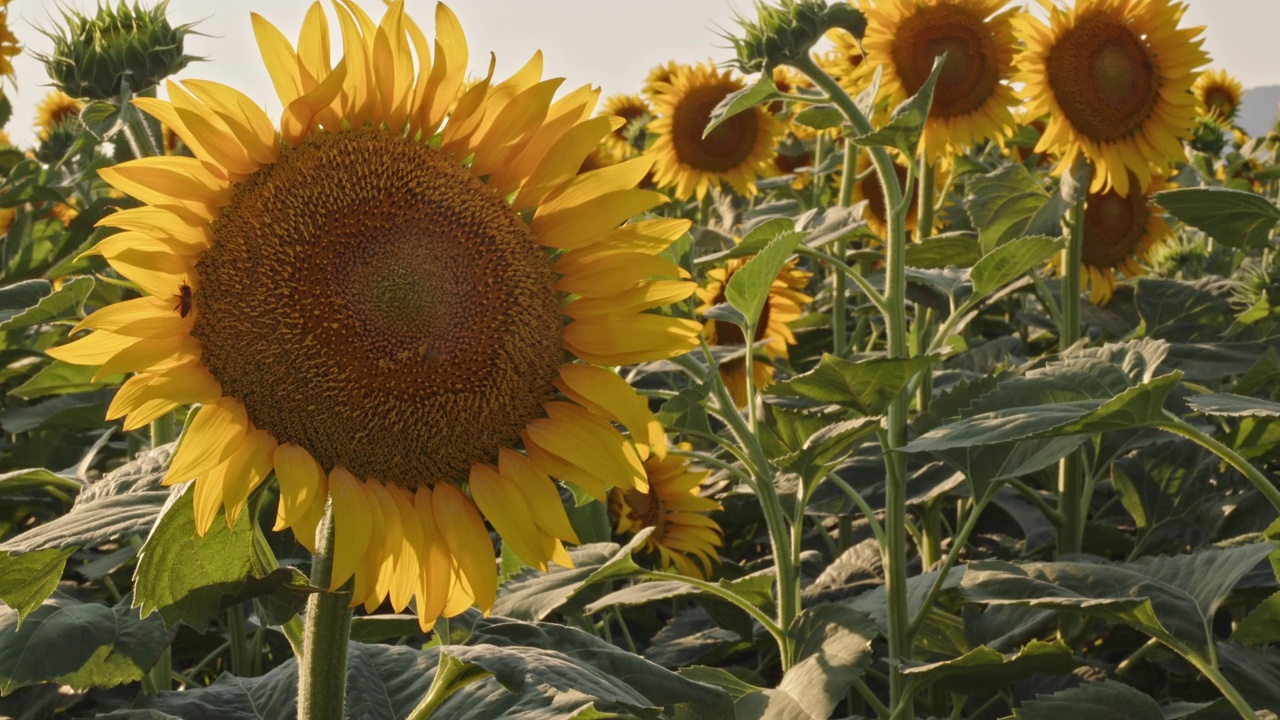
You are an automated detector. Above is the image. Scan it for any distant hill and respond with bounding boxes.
[1240,85,1280,137]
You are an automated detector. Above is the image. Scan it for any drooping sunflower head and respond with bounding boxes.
[863,0,1021,161]
[1015,0,1209,196]
[610,443,722,579]
[36,91,85,141]
[1193,68,1243,123]
[599,93,650,160]
[696,252,812,407]
[646,61,783,201]
[1075,170,1174,304]
[50,0,702,628]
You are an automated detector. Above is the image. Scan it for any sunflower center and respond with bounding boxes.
[192,129,564,486]
[1203,87,1236,115]
[671,80,760,172]
[890,4,1001,119]
[1046,13,1159,143]
[1082,182,1148,268]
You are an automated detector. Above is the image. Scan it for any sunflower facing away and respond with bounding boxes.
[1074,170,1174,304]
[1015,0,1208,196]
[863,0,1021,161]
[36,91,85,140]
[647,61,782,201]
[599,93,650,160]
[697,254,812,408]
[50,1,703,629]
[610,442,722,579]
[1193,68,1243,124]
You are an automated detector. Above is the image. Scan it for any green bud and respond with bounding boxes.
[728,0,867,74]
[1188,115,1228,157]
[38,1,201,100]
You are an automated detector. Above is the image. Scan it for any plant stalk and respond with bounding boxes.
[833,135,859,356]
[1159,415,1280,513]
[1057,194,1087,555]
[297,503,351,720]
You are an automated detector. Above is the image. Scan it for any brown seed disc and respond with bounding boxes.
[1046,12,1160,143]
[192,129,564,486]
[671,80,761,172]
[1082,181,1149,268]
[889,3,1002,119]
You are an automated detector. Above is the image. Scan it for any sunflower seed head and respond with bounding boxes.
[728,0,866,74]
[38,1,201,100]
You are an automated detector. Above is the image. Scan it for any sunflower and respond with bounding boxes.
[36,91,85,140]
[643,61,684,98]
[49,1,702,629]
[610,443,721,579]
[647,62,782,201]
[1193,68,1243,124]
[599,93,649,160]
[1074,170,1174,304]
[863,0,1020,161]
[0,0,18,83]
[697,254,812,408]
[1015,0,1208,197]
[816,28,868,96]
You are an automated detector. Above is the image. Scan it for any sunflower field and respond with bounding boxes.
[0,0,1279,717]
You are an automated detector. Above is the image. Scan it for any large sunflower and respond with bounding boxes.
[1193,68,1243,124]
[1074,170,1174,304]
[0,0,17,83]
[50,1,702,628]
[697,254,812,408]
[863,0,1020,161]
[1015,0,1208,196]
[36,91,85,140]
[647,62,782,201]
[599,93,650,160]
[610,443,722,579]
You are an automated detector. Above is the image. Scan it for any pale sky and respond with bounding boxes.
[3,0,1278,147]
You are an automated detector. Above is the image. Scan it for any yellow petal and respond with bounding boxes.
[470,463,550,571]
[533,190,669,250]
[165,398,249,486]
[73,296,187,337]
[329,467,373,591]
[252,12,303,108]
[555,364,667,458]
[365,483,404,612]
[497,448,579,545]
[95,206,212,250]
[182,79,280,165]
[194,454,231,536]
[412,486,451,628]
[555,252,685,297]
[562,280,696,319]
[96,334,198,380]
[108,363,221,431]
[513,116,618,212]
[522,430,607,501]
[525,401,646,493]
[46,330,141,366]
[555,218,693,273]
[273,443,327,532]
[387,485,421,613]
[431,483,496,612]
[219,428,278,527]
[563,315,702,366]
[469,78,564,178]
[419,3,468,136]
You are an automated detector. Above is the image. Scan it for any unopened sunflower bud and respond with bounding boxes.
[39,1,200,100]
[1188,115,1228,157]
[729,0,866,74]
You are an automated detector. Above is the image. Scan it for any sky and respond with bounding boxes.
[3,0,1279,147]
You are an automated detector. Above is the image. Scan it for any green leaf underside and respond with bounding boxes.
[1153,186,1280,250]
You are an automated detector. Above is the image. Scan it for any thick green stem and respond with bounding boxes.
[1159,415,1280,514]
[1057,195,1086,555]
[790,54,913,711]
[642,570,786,648]
[150,413,175,449]
[1186,653,1257,720]
[297,504,351,720]
[406,653,488,720]
[226,603,250,677]
[917,156,935,243]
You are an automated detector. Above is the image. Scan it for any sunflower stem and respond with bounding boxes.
[297,502,351,720]
[1057,193,1086,555]
[832,134,858,356]
[789,54,914,713]
[1158,413,1280,514]
[149,413,175,449]
[117,77,161,159]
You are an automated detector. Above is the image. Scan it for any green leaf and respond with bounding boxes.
[0,280,54,324]
[11,360,123,400]
[0,389,113,434]
[852,55,945,155]
[348,615,425,644]
[0,276,94,332]
[792,105,843,131]
[905,232,982,269]
[1232,590,1280,645]
[80,100,126,140]
[703,75,780,138]
[1153,186,1280,250]
[724,227,804,330]
[493,530,652,621]
[134,483,316,631]
[773,416,880,476]
[771,353,936,416]
[678,666,810,720]
[657,382,712,437]
[900,639,1077,696]
[965,164,1065,251]
[0,594,170,695]
[970,234,1063,298]
[1216,641,1280,711]
[0,445,169,555]
[0,466,81,497]
[0,547,76,622]
[1186,392,1280,418]
[1013,680,1164,720]
[776,604,877,720]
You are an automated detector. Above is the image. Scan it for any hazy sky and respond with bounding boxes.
[3,0,1278,146]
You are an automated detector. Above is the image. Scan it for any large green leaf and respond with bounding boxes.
[905,232,982,269]
[969,234,1063,298]
[852,55,945,156]
[134,483,314,631]
[965,164,1065,251]
[1153,186,1280,249]
[492,530,651,621]
[1013,680,1164,720]
[724,227,804,331]
[1215,641,1280,711]
[899,639,1076,696]
[0,466,82,498]
[0,593,170,696]
[702,75,781,138]
[679,666,810,720]
[0,547,76,622]
[770,353,936,416]
[961,543,1273,657]
[0,280,53,325]
[776,604,877,720]
[0,276,93,332]
[10,360,123,400]
[0,446,170,555]
[1186,392,1280,418]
